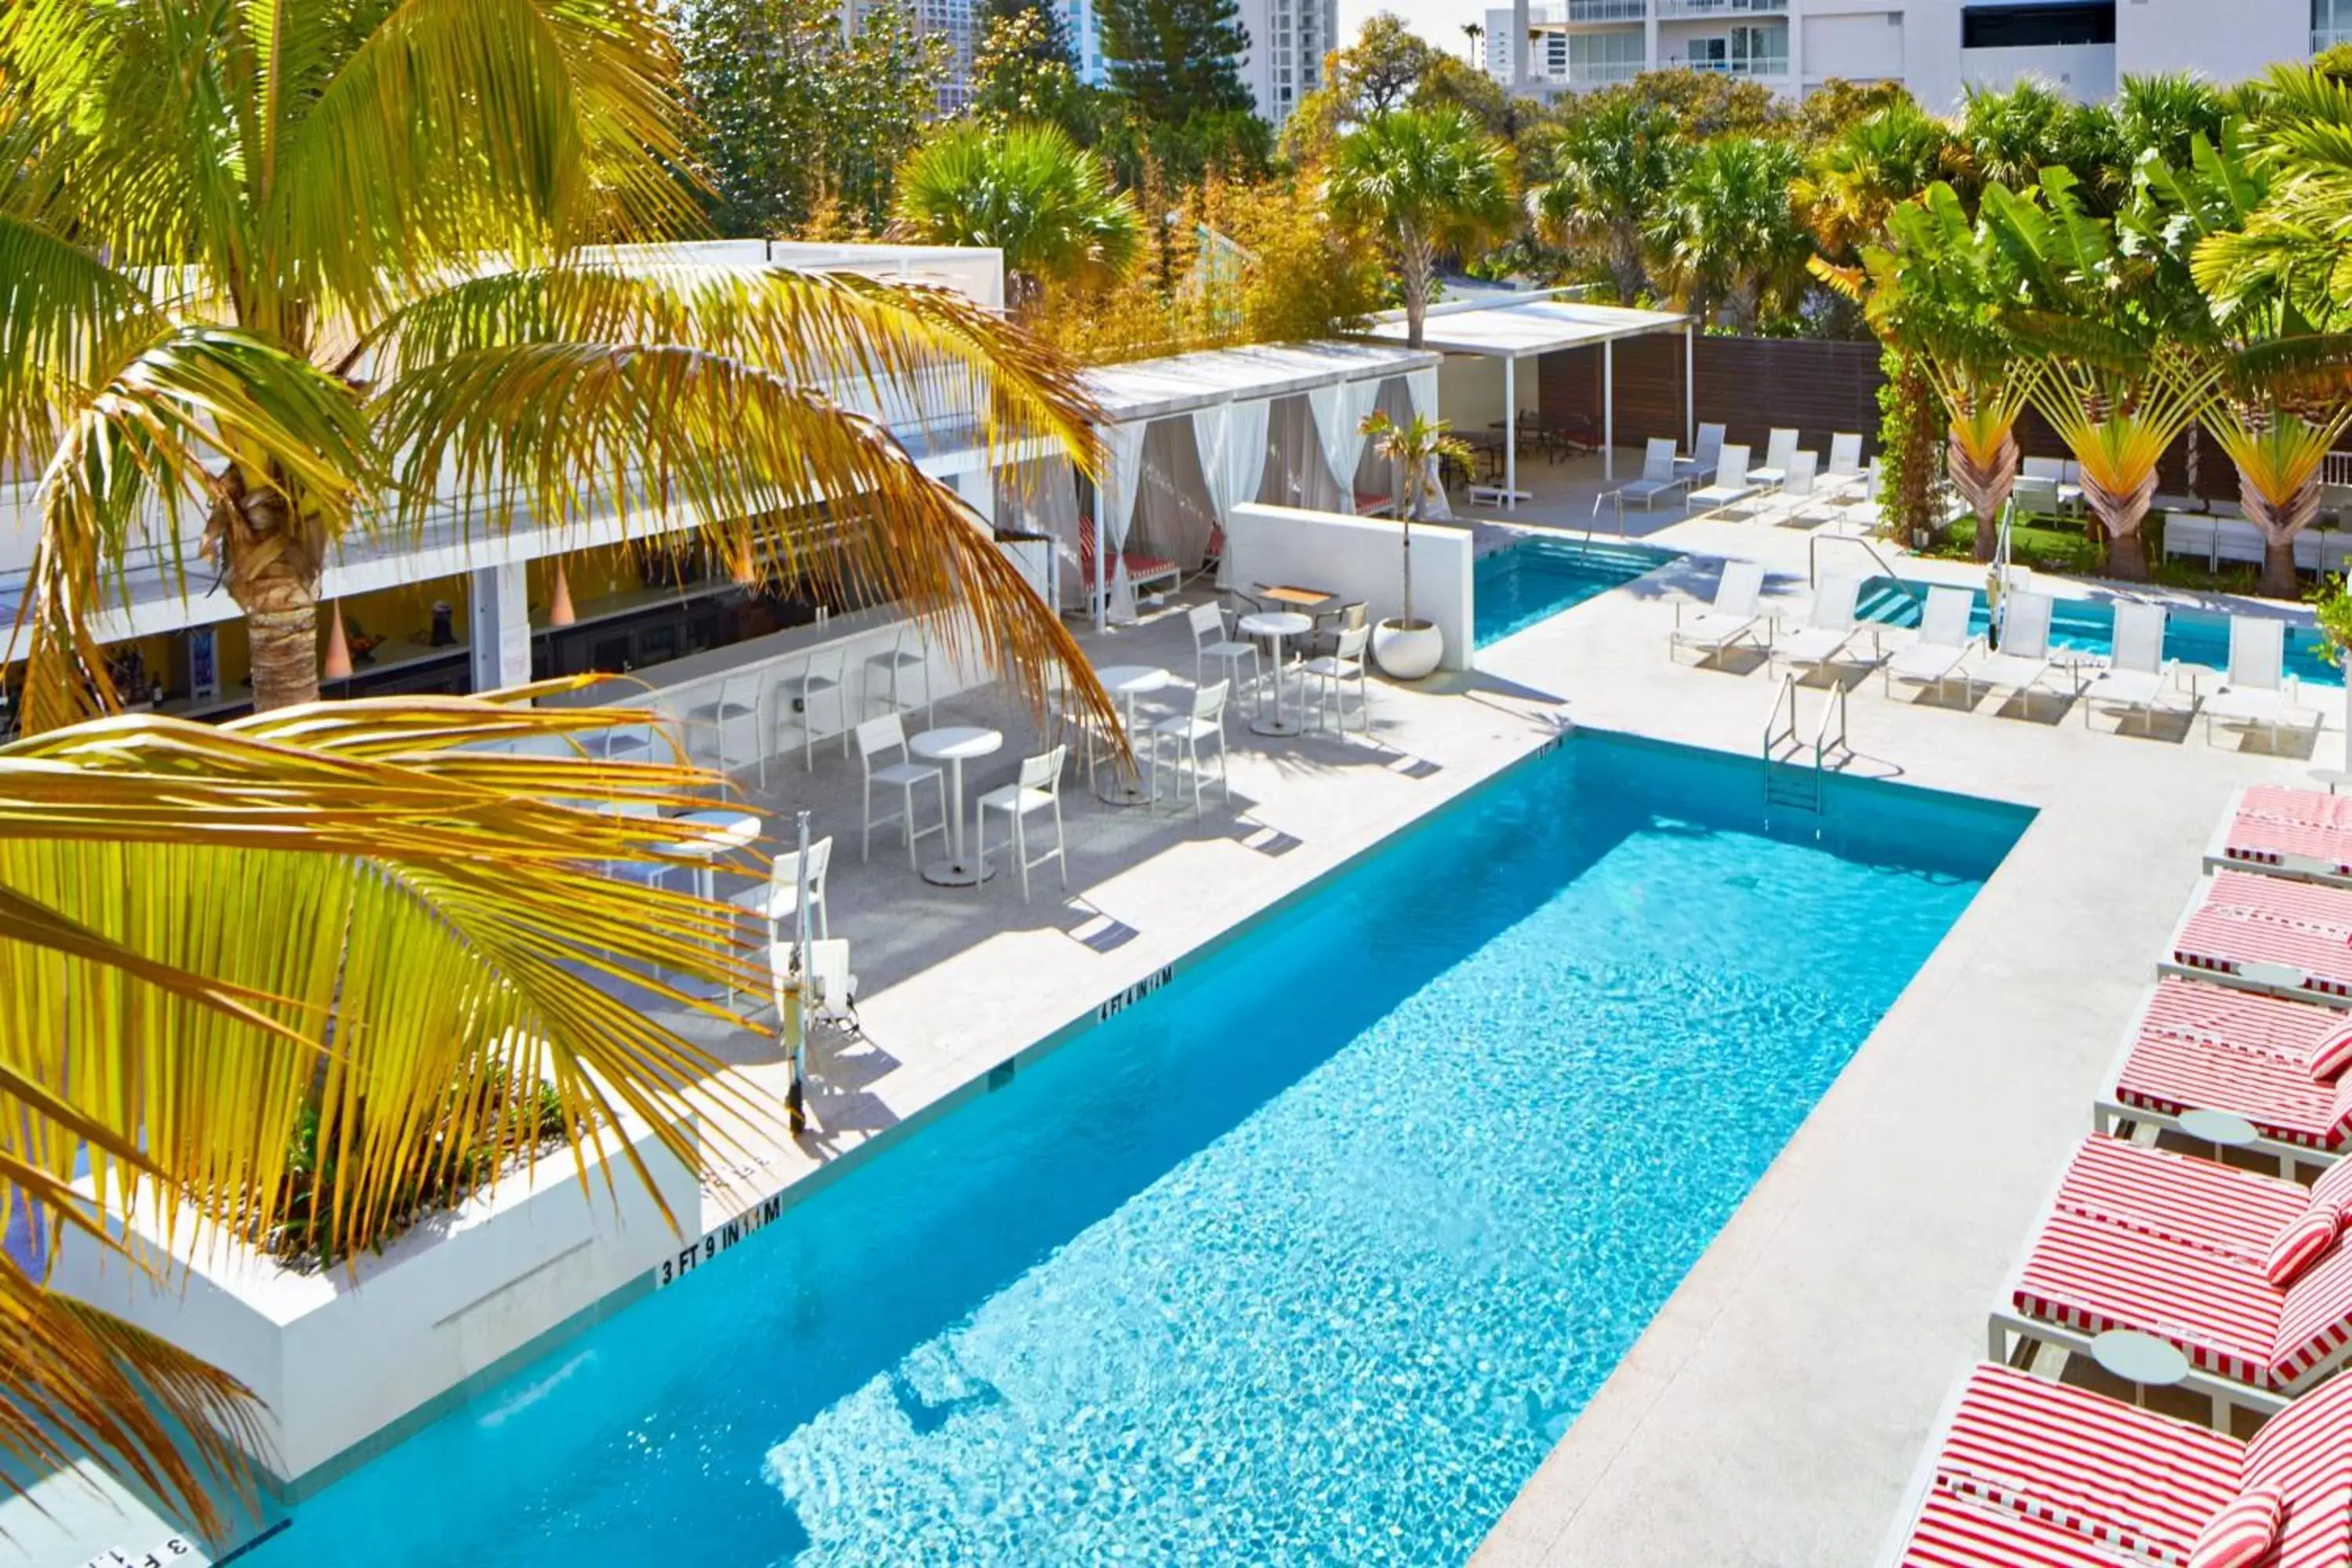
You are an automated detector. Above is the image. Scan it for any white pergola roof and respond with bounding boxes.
[1358,298,1690,359]
[1083,341,1439,426]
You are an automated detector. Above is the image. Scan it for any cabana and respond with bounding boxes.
[1357,294,1695,510]
[1011,342,1440,630]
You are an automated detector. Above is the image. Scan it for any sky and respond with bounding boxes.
[1337,0,1490,67]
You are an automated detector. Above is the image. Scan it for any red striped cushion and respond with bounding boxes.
[2266,1204,2342,1289]
[2186,1487,2281,1568]
[2315,1018,2352,1082]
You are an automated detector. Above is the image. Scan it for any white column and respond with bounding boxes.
[469,563,532,695]
[1603,338,1616,483]
[1512,0,1529,86]
[1504,357,1517,511]
[1685,325,1696,452]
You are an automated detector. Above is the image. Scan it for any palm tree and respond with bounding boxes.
[1955,78,2123,207]
[893,122,1145,314]
[1,693,777,1535]
[0,2,1109,720]
[1793,103,1957,263]
[1358,410,1470,630]
[1644,136,1810,334]
[1462,20,1484,63]
[1325,107,1519,350]
[1526,98,1683,303]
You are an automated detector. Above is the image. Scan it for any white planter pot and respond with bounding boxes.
[1372,619,1444,681]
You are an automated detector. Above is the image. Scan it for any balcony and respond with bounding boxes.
[1655,0,1786,16]
[1665,50,1788,76]
[1565,57,1646,82]
[1529,0,1646,22]
[2321,27,2352,49]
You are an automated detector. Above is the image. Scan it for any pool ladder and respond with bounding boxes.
[1762,674,1851,821]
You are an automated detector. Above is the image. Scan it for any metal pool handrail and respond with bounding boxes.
[1809,532,1899,587]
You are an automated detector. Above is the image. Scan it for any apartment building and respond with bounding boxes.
[1237,0,1340,124]
[1490,0,2333,107]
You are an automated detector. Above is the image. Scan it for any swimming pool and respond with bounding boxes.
[1859,576,2341,687]
[1475,538,1681,646]
[241,732,2024,1567]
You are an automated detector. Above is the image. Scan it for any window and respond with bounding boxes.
[1961,2,2116,48]
[2320,0,2352,45]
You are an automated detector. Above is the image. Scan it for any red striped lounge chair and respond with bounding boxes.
[1076,514,1181,608]
[1991,1132,2352,1425]
[2097,977,2352,1179]
[2208,785,2352,889]
[2166,869,2352,1008]
[1882,1359,2352,1567]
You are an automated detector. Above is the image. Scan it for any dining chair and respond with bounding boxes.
[975,745,1069,902]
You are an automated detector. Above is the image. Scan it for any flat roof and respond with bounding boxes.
[1083,341,1440,426]
[1356,298,1690,360]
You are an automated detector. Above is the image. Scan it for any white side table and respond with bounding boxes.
[1238,612,1312,738]
[909,725,1003,886]
[2089,1328,2190,1410]
[1094,664,1171,805]
[661,808,764,904]
[2177,1107,2262,1160]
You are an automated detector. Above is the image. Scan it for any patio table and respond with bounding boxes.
[1094,664,1171,804]
[1238,612,1313,738]
[909,725,1002,885]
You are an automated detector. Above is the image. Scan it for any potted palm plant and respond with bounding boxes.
[1359,410,1469,681]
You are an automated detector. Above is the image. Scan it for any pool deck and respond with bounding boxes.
[13,456,2336,1567]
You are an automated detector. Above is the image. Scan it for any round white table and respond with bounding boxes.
[2178,1107,2262,1156]
[909,725,1003,885]
[1094,664,1171,805]
[2090,1328,2190,1408]
[660,808,764,904]
[1238,612,1313,738]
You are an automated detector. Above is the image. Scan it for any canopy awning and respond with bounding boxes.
[1083,341,1439,426]
[1356,297,1690,359]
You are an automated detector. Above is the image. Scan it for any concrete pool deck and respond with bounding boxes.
[10,468,2333,1566]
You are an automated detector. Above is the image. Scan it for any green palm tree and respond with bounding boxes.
[1526,98,1684,303]
[1325,107,1519,350]
[0,1,1110,722]
[1793,103,1957,263]
[1955,78,2123,207]
[1645,136,1809,334]
[893,122,1145,314]
[1358,410,1470,629]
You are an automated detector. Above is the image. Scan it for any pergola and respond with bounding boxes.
[1358,294,1695,509]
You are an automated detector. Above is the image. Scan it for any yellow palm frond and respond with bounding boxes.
[2024,347,2219,503]
[2203,403,2352,508]
[1922,359,2033,470]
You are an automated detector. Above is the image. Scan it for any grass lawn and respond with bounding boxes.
[1919,510,2293,601]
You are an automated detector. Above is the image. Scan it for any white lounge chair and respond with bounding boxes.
[1961,589,2067,716]
[1668,559,1767,664]
[1824,433,1864,491]
[1686,445,1755,515]
[1747,427,1800,490]
[1675,422,1726,482]
[1597,438,1692,523]
[1883,585,1978,701]
[1766,451,1830,528]
[2205,615,2314,750]
[2082,601,2182,735]
[1772,574,1872,681]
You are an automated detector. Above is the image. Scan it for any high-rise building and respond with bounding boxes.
[1237,0,1339,124]
[1486,0,2336,108]
[850,0,978,114]
[1065,0,1110,83]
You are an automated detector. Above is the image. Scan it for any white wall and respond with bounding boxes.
[1804,8,1906,79]
[2117,0,2309,85]
[1958,41,2117,99]
[1225,503,1476,674]
[1436,353,1533,440]
[53,1120,702,1489]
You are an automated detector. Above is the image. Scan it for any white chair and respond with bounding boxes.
[976,745,1069,902]
[1828,459,1885,535]
[1884,586,1979,702]
[1772,574,1872,681]
[1676,422,1727,482]
[1189,602,1261,713]
[1686,445,1755,515]
[686,673,764,786]
[1598,438,1692,521]
[1767,452,1828,528]
[2082,601,2182,735]
[853,713,948,869]
[1301,623,1372,735]
[1669,560,1766,664]
[1748,428,1801,491]
[1824,433,1864,489]
[1148,681,1232,817]
[775,645,849,771]
[865,619,935,729]
[766,837,833,945]
[1959,589,2062,714]
[2205,616,2313,750]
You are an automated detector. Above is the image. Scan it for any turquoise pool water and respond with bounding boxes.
[1475,539,1680,645]
[1859,576,2342,687]
[240,733,2023,1567]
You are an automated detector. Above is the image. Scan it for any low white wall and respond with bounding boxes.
[1225,503,1475,674]
[53,1118,701,1489]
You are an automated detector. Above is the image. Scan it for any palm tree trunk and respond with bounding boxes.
[214,470,324,711]
[2243,467,2320,601]
[1400,230,1433,350]
[1949,430,2019,566]
[1609,227,1644,303]
[2082,468,2158,583]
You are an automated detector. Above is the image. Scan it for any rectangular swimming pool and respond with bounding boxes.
[1475,538,1680,646]
[238,732,2026,1567]
[1859,576,2341,688]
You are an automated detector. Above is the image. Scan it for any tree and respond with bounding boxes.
[1646,136,1810,333]
[972,9,1105,140]
[2114,71,2228,176]
[1325,107,1519,350]
[1796,78,1920,143]
[1359,411,1470,630]
[1284,16,1512,165]
[0,1,1105,722]
[679,0,949,235]
[0,695,789,1534]
[1098,0,1254,125]
[1463,20,1485,63]
[1794,103,1957,263]
[1526,97,1682,303]
[1595,70,1787,141]
[895,124,1145,312]
[1956,79,2125,209]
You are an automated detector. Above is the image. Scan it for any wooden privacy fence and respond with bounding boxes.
[1534,332,2241,503]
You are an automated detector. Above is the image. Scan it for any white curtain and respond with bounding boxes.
[1405,368,1439,422]
[1309,378,1386,510]
[1099,419,1150,624]
[1192,398,1270,586]
[1394,368,1454,521]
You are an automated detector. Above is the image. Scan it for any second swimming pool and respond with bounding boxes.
[241,731,2025,1566]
